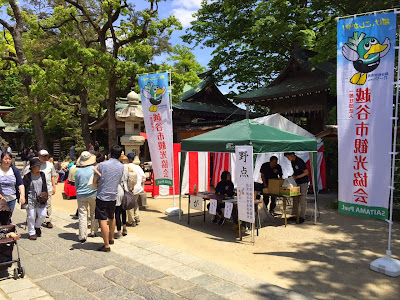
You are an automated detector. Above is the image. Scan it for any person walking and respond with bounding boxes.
[126,153,145,226]
[70,145,76,160]
[38,150,56,228]
[75,151,98,243]
[284,152,310,223]
[93,145,124,252]
[115,153,129,238]
[23,158,48,240]
[94,141,100,152]
[0,152,25,213]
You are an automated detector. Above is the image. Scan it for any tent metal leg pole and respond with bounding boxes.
[239,220,242,241]
[251,223,254,244]
[310,152,318,225]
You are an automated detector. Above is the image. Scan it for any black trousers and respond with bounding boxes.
[115,205,126,231]
[263,195,276,212]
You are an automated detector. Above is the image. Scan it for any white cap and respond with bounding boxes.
[39,149,49,156]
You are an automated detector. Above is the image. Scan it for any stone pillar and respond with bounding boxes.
[116,91,145,164]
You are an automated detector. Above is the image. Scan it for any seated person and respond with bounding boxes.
[55,161,66,183]
[260,156,282,216]
[208,171,234,225]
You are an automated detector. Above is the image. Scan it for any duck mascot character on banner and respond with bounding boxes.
[342,31,391,85]
[141,82,166,112]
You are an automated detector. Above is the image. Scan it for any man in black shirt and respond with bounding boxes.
[284,152,309,223]
[260,156,283,216]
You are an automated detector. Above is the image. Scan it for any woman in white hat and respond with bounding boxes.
[74,151,97,242]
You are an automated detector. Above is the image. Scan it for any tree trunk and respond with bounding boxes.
[5,1,48,151]
[107,77,118,150]
[25,80,48,151]
[80,88,93,149]
[31,112,47,150]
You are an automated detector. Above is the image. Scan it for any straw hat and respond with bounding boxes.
[119,152,128,162]
[77,151,96,166]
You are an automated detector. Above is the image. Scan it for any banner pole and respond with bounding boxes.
[387,32,400,260]
[370,24,400,277]
[165,71,182,217]
[170,71,176,208]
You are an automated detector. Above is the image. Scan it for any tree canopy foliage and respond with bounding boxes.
[0,0,203,150]
[183,0,399,93]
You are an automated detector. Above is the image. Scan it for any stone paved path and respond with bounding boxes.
[1,206,310,300]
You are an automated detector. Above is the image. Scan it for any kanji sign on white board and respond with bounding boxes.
[224,202,234,219]
[235,146,255,223]
[190,195,203,211]
[209,199,217,215]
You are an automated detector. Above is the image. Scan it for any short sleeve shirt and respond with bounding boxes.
[0,168,16,201]
[260,162,283,182]
[40,161,56,193]
[96,158,124,202]
[291,156,309,184]
[129,163,146,194]
[75,166,97,199]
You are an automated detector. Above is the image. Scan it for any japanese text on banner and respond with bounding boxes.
[138,72,173,186]
[337,12,396,219]
[235,146,255,223]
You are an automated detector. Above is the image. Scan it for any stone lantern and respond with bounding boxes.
[115,91,145,164]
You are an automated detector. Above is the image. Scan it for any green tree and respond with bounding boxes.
[183,0,398,93]
[60,0,181,149]
[167,45,205,102]
[0,0,49,149]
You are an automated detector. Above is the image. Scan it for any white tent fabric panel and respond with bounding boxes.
[253,113,319,142]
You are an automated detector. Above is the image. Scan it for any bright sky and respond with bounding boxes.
[143,0,230,93]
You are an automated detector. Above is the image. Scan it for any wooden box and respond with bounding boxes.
[268,179,284,195]
[279,187,301,196]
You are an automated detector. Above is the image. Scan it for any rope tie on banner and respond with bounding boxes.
[389,152,398,155]
[391,117,399,120]
[388,186,395,190]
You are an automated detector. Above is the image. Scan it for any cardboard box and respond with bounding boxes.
[279,186,301,196]
[268,179,284,195]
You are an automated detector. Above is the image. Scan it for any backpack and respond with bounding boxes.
[127,164,138,191]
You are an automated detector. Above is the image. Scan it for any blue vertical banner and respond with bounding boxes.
[138,72,173,186]
[337,13,396,219]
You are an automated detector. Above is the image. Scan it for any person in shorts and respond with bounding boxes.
[93,145,124,252]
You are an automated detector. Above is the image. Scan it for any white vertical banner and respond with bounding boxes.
[235,146,255,223]
[138,72,173,186]
[337,13,396,219]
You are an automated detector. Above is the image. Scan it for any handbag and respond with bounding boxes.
[36,192,48,204]
[30,174,48,204]
[121,190,136,211]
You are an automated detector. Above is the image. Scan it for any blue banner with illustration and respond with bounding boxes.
[337,13,396,219]
[138,72,173,186]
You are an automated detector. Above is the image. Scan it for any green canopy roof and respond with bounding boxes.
[181,119,317,153]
